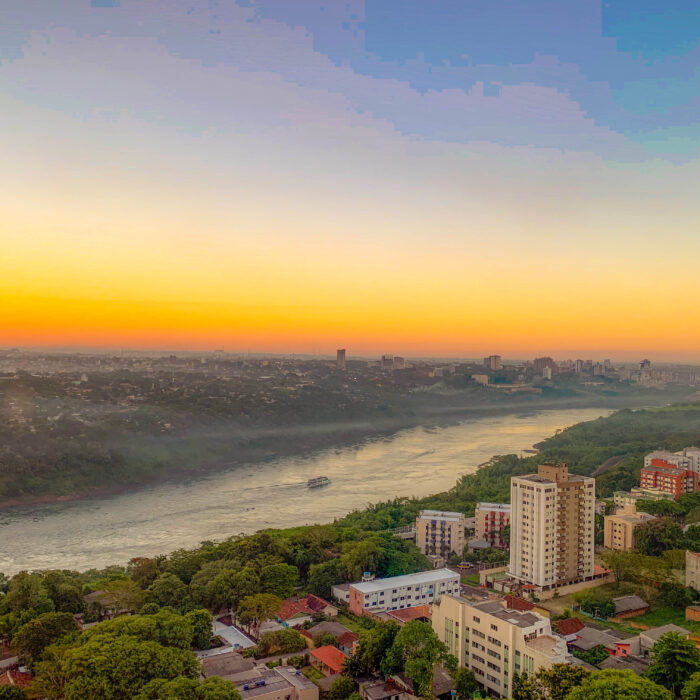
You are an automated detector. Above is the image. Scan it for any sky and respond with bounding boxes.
[2,1,700,361]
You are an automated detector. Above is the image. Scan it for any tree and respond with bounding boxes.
[452,667,477,698]
[657,582,694,609]
[512,672,539,700]
[682,672,700,700]
[0,688,28,700]
[2,572,54,614]
[565,670,672,699]
[307,560,344,599]
[136,675,242,699]
[600,550,638,589]
[13,611,78,663]
[236,594,281,634]
[206,567,260,613]
[86,579,146,620]
[346,621,399,677]
[328,676,356,700]
[635,519,685,557]
[380,621,452,696]
[647,632,700,696]
[260,564,298,599]
[536,664,590,700]
[256,629,306,656]
[128,558,161,589]
[33,634,200,699]
[314,632,338,648]
[42,572,85,614]
[185,609,213,650]
[147,573,190,610]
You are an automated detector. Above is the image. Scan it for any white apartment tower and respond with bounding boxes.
[509,463,595,590]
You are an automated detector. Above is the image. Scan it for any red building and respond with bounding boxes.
[640,459,698,499]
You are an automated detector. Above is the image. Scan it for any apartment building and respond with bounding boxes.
[640,459,698,499]
[645,448,700,474]
[603,504,656,551]
[509,463,595,590]
[415,510,466,558]
[613,487,675,509]
[687,551,700,592]
[432,594,570,698]
[347,569,460,615]
[475,503,510,548]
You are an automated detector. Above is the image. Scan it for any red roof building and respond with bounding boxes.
[385,605,431,624]
[555,617,585,637]
[310,645,349,676]
[641,459,698,499]
[278,595,337,622]
[505,596,535,612]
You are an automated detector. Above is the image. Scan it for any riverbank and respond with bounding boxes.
[0,407,610,574]
[0,386,689,512]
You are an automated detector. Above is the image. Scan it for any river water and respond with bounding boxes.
[0,407,608,574]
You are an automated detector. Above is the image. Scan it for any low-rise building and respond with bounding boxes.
[613,488,675,509]
[687,551,700,592]
[475,503,511,548]
[310,645,349,677]
[611,595,650,620]
[415,510,467,558]
[603,504,656,551]
[331,583,351,604]
[432,594,570,698]
[348,569,460,616]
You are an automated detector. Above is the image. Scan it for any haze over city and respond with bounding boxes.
[3,1,700,360]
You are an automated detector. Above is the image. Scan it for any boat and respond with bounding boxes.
[307,476,330,488]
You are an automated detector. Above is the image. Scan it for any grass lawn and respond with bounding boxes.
[336,613,368,635]
[302,666,324,682]
[462,574,480,586]
[628,607,700,634]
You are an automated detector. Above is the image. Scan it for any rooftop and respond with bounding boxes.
[311,645,348,674]
[350,568,458,594]
[469,598,544,629]
[476,502,511,512]
[418,510,464,522]
[386,605,431,623]
[613,595,649,615]
[202,651,255,680]
[641,624,691,642]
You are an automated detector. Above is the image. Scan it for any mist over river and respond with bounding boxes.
[0,407,608,574]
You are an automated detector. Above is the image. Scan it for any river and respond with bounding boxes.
[0,407,608,574]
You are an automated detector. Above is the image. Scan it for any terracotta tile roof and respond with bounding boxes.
[311,645,349,674]
[278,595,333,621]
[505,596,535,612]
[387,605,431,622]
[337,631,359,647]
[593,564,612,576]
[555,617,585,636]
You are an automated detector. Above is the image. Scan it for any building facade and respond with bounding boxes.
[484,355,502,371]
[336,349,346,371]
[687,551,700,592]
[640,459,698,499]
[347,569,460,615]
[415,510,467,558]
[509,463,595,590]
[475,503,511,548]
[603,504,656,551]
[432,595,570,698]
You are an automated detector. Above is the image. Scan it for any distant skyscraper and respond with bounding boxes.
[381,354,394,370]
[533,356,556,373]
[483,355,502,371]
[640,358,652,370]
[336,348,346,371]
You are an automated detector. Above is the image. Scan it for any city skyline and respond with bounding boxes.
[4,1,700,359]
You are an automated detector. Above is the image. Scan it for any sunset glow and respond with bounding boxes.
[3,1,700,360]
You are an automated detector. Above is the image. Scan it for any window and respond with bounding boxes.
[473,616,480,623]
[490,623,498,631]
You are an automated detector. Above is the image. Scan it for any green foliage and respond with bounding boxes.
[236,594,281,631]
[572,589,615,619]
[681,672,700,700]
[136,676,242,699]
[573,645,609,666]
[345,621,399,677]
[565,669,672,699]
[535,664,590,700]
[314,632,338,648]
[256,629,306,656]
[327,676,356,700]
[646,632,700,696]
[0,687,28,700]
[33,634,200,700]
[635,519,686,557]
[379,621,453,696]
[657,582,694,609]
[185,609,213,650]
[13,611,78,663]
[452,667,477,697]
[147,573,190,611]
[260,564,298,599]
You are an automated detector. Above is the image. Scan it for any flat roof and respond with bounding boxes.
[476,502,511,512]
[351,568,458,594]
[418,510,464,521]
[469,599,544,629]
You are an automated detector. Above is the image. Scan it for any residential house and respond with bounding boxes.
[310,645,349,677]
